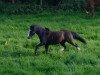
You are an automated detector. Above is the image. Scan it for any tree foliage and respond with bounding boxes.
[0,0,86,14]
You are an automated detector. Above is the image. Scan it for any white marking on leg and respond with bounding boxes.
[28,29,31,37]
[60,48,64,51]
[77,47,80,51]
[86,11,89,14]
[85,10,89,14]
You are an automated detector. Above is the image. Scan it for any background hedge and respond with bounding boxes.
[0,0,99,14]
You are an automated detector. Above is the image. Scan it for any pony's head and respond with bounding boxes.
[28,25,35,39]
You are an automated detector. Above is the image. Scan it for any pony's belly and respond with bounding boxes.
[48,42,60,45]
[47,32,64,44]
[47,40,62,45]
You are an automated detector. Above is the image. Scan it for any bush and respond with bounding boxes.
[0,3,43,14]
[57,0,85,10]
[0,0,86,14]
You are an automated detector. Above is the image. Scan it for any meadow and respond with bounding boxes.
[0,11,100,75]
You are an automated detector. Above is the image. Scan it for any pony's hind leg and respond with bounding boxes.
[65,33,81,51]
[74,43,80,51]
[67,37,80,51]
[69,42,80,51]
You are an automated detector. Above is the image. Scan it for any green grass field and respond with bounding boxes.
[0,12,100,75]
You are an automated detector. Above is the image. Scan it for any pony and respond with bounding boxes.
[85,0,100,17]
[28,25,86,55]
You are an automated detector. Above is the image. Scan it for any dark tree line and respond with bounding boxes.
[0,0,60,5]
[0,0,83,6]
[0,0,86,14]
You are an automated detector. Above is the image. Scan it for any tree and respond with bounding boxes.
[11,0,15,4]
[40,0,42,6]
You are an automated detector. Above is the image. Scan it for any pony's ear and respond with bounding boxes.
[30,25,34,30]
[45,27,50,31]
[45,27,50,35]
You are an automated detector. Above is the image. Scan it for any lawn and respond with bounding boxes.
[0,11,100,75]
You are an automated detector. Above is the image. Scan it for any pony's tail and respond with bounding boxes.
[72,32,87,44]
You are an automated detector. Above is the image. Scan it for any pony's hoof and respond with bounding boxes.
[77,47,81,51]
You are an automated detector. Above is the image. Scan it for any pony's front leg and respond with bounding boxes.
[35,43,43,55]
[60,42,66,51]
[45,45,49,54]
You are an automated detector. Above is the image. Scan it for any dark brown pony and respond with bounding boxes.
[85,0,100,17]
[28,25,86,55]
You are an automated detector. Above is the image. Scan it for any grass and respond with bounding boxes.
[0,11,100,75]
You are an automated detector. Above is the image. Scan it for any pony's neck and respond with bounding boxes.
[34,28,46,43]
[35,27,44,36]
